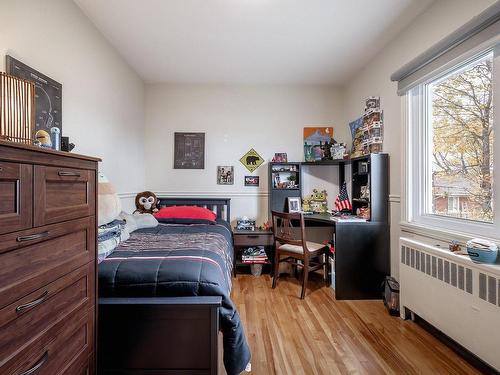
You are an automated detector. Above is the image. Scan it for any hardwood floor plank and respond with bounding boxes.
[221,274,482,375]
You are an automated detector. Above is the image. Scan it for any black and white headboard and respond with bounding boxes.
[156,197,231,222]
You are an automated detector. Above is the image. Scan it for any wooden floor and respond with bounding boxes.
[220,273,481,375]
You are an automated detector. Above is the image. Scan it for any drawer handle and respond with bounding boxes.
[58,170,81,177]
[247,235,259,238]
[16,291,49,313]
[16,231,49,242]
[20,351,48,375]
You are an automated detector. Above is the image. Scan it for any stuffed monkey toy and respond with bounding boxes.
[134,191,159,214]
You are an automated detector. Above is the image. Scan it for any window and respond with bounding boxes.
[407,46,500,238]
[429,52,494,223]
[446,196,460,215]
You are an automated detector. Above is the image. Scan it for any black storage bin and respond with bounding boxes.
[383,276,400,316]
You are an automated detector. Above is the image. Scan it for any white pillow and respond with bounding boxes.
[98,172,121,226]
[120,212,158,234]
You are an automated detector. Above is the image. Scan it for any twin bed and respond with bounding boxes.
[97,198,250,375]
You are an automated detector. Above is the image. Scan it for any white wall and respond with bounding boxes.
[342,0,497,279]
[0,0,145,210]
[144,84,345,224]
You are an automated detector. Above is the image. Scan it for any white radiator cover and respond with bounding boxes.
[400,237,500,371]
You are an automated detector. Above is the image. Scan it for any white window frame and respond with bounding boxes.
[404,41,500,240]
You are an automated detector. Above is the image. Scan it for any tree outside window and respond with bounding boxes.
[429,52,494,223]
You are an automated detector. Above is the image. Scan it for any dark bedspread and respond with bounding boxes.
[98,220,251,375]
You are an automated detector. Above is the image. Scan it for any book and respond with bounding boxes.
[241,246,269,263]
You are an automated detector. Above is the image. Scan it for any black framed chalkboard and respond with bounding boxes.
[6,56,62,135]
[174,132,205,169]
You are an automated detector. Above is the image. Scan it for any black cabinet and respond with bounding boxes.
[334,221,390,299]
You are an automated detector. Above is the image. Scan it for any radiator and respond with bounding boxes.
[400,237,500,371]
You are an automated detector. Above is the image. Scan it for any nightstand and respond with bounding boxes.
[232,229,274,276]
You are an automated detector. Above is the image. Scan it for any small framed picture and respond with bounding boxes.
[217,166,234,185]
[359,161,369,174]
[360,185,370,199]
[287,197,301,213]
[244,175,259,186]
[365,96,380,112]
[273,153,288,163]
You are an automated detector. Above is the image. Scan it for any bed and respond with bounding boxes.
[97,198,250,375]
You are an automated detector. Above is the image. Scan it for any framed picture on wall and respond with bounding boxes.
[244,176,259,186]
[174,132,205,169]
[217,166,234,185]
[272,153,288,162]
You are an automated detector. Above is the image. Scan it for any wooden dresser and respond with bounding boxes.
[0,141,99,375]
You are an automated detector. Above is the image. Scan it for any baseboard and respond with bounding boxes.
[413,313,498,375]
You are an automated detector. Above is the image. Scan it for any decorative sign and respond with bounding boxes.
[239,148,263,173]
[174,132,205,169]
[6,56,62,135]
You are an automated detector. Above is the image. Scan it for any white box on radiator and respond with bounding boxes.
[399,237,500,371]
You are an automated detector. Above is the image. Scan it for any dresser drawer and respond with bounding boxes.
[0,162,32,235]
[0,263,94,359]
[34,165,96,226]
[63,350,92,375]
[233,233,274,247]
[0,303,93,375]
[0,217,95,310]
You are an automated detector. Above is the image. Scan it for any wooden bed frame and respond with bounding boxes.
[97,198,231,375]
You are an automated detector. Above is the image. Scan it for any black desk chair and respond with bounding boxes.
[271,211,329,299]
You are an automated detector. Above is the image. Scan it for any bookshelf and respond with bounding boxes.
[351,154,388,222]
[268,162,302,215]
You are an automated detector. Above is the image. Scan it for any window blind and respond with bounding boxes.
[391,1,500,95]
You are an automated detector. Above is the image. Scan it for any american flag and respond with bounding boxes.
[335,182,352,212]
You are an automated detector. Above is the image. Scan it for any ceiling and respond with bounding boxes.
[74,0,434,85]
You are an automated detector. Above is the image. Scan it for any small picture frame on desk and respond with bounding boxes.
[359,161,369,174]
[287,197,301,213]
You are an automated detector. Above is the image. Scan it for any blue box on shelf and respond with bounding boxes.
[466,238,498,264]
[466,247,498,264]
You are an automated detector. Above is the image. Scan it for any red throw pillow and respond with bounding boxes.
[154,206,217,223]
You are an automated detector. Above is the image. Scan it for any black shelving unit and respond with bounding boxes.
[268,154,390,300]
[268,162,302,215]
[334,153,389,299]
[351,154,389,221]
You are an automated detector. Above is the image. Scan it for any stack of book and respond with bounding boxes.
[242,246,268,264]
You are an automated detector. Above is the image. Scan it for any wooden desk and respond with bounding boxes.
[303,213,390,300]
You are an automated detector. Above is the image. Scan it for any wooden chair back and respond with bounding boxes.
[271,211,308,253]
